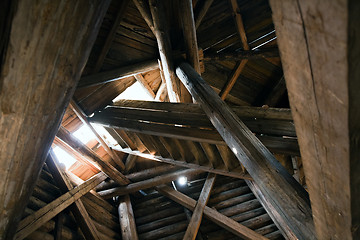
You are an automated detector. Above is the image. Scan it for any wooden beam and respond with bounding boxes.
[78,59,159,88]
[132,0,155,35]
[149,0,182,102]
[117,148,252,180]
[179,0,201,74]
[194,0,214,29]
[118,195,139,240]
[229,0,249,51]
[0,1,110,239]
[69,100,125,170]
[15,172,107,240]
[98,169,203,198]
[183,173,216,240]
[134,74,156,99]
[124,154,137,173]
[175,62,315,239]
[219,60,248,100]
[47,151,101,240]
[270,0,360,239]
[56,126,130,185]
[203,48,280,61]
[156,185,268,240]
[92,0,130,73]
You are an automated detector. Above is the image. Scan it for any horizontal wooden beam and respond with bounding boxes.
[98,168,203,198]
[56,126,130,185]
[15,172,107,240]
[175,62,315,239]
[78,59,159,88]
[156,185,268,240]
[203,48,279,61]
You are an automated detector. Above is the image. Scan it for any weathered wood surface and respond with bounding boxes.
[15,172,107,240]
[176,62,315,239]
[47,151,101,240]
[156,185,268,240]
[183,173,216,240]
[134,74,156,99]
[0,0,110,239]
[56,126,129,185]
[270,0,360,239]
[78,59,159,88]
[118,195,139,240]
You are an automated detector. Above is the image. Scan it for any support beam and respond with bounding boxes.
[56,126,130,185]
[194,0,214,29]
[270,0,360,239]
[132,0,155,35]
[203,48,280,62]
[124,154,137,173]
[92,0,130,73]
[219,60,248,100]
[156,185,268,240]
[69,100,125,170]
[98,168,203,198]
[0,1,110,238]
[118,195,138,240]
[175,62,315,239]
[134,74,156,99]
[47,151,101,240]
[183,173,216,240]
[15,172,107,240]
[78,59,159,88]
[149,0,182,102]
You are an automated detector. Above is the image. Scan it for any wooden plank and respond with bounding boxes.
[15,172,107,240]
[56,126,130,185]
[149,0,182,102]
[156,185,268,240]
[78,59,159,88]
[183,173,216,240]
[270,0,359,239]
[47,151,101,240]
[98,169,203,198]
[175,62,315,239]
[118,195,139,240]
[203,48,279,61]
[69,100,125,170]
[134,74,156,99]
[0,1,110,239]
[92,0,130,73]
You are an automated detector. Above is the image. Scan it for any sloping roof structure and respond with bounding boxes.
[0,0,359,240]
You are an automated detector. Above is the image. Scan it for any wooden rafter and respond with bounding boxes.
[47,151,101,240]
[194,0,214,29]
[0,1,110,238]
[156,185,268,240]
[175,62,315,239]
[183,173,216,240]
[132,0,155,35]
[118,195,139,240]
[15,172,107,240]
[70,99,126,170]
[270,0,360,238]
[134,73,156,99]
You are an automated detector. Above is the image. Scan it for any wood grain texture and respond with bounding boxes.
[0,1,110,239]
[270,0,359,239]
[118,195,139,240]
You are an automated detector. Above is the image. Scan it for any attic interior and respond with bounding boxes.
[0,0,359,240]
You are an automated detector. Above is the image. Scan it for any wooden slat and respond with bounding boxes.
[175,62,315,239]
[118,195,139,240]
[270,0,359,239]
[56,126,130,185]
[156,185,268,240]
[98,169,203,198]
[78,59,159,88]
[149,0,182,102]
[15,172,107,240]
[47,151,101,240]
[0,1,110,238]
[183,173,216,240]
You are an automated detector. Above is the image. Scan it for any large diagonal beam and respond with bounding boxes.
[47,151,101,240]
[0,1,110,238]
[175,62,315,239]
[15,172,107,240]
[156,185,268,240]
[270,0,360,239]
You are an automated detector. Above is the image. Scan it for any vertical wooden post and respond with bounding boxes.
[118,195,139,240]
[0,1,110,239]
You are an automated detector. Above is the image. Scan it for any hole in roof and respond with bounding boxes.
[73,125,96,145]
[53,146,77,170]
[113,81,154,102]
